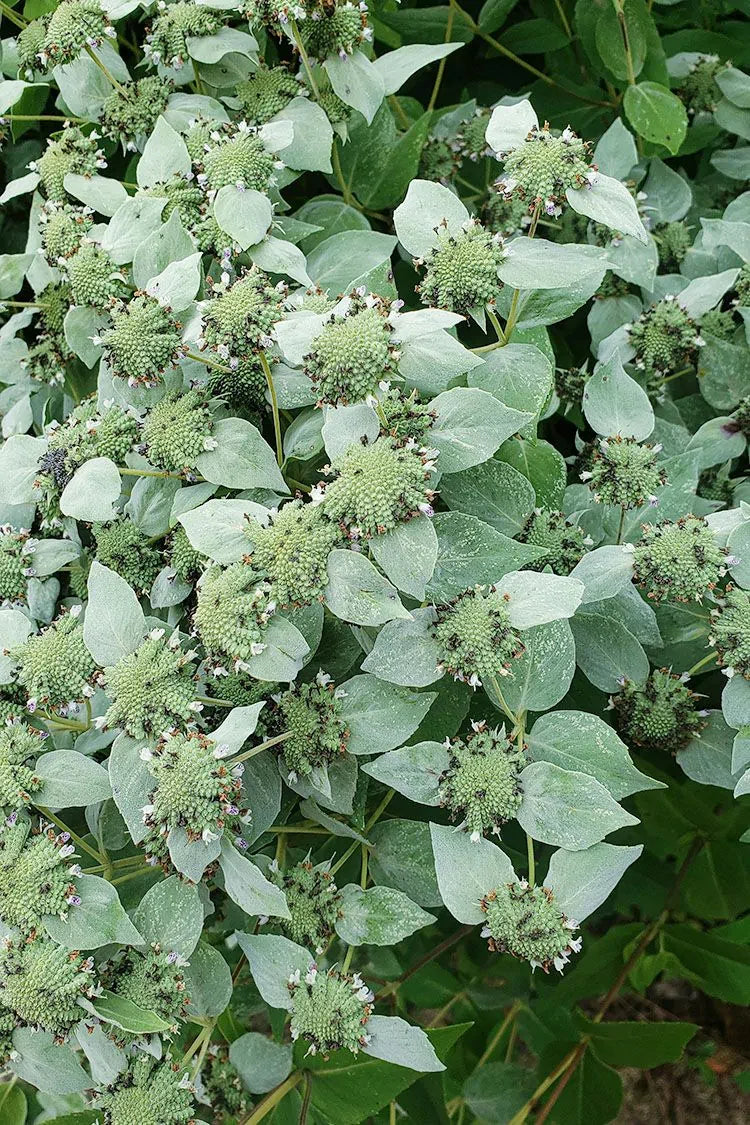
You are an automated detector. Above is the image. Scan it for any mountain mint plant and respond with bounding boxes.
[0,5,749,1121]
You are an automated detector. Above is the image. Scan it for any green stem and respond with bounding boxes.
[232,731,293,765]
[486,306,506,346]
[553,0,572,39]
[259,351,283,468]
[0,0,26,28]
[616,504,626,545]
[195,695,234,708]
[241,1070,304,1124]
[118,466,205,481]
[686,650,717,677]
[477,1000,522,1067]
[427,2,455,112]
[526,833,535,887]
[488,674,517,725]
[184,349,232,373]
[36,807,104,863]
[332,141,357,209]
[110,866,150,887]
[290,18,320,98]
[84,43,128,97]
[4,114,82,122]
[330,789,394,876]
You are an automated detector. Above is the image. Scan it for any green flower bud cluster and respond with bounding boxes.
[379,387,437,445]
[480,880,581,972]
[94,520,162,593]
[36,399,137,509]
[236,66,300,124]
[612,668,706,754]
[318,87,350,124]
[675,54,727,115]
[169,525,206,583]
[90,1054,195,1125]
[320,435,437,540]
[416,219,505,314]
[305,292,399,406]
[580,436,667,509]
[519,508,591,575]
[0,725,45,810]
[200,267,287,361]
[710,586,750,678]
[104,943,189,1039]
[655,221,692,271]
[243,0,305,27]
[142,175,204,228]
[209,354,268,411]
[39,201,93,264]
[249,500,342,607]
[100,294,183,387]
[0,814,81,932]
[288,964,374,1057]
[13,609,95,710]
[205,672,273,714]
[42,0,111,67]
[16,19,47,78]
[0,1010,14,1065]
[193,562,275,669]
[101,77,172,145]
[297,287,337,314]
[631,515,728,603]
[141,729,246,866]
[21,335,68,387]
[0,936,95,1039]
[437,721,525,840]
[196,121,277,193]
[554,364,588,408]
[0,526,35,602]
[699,307,735,340]
[419,136,460,184]
[39,282,72,338]
[735,264,750,307]
[200,1045,249,1120]
[455,109,491,162]
[145,0,223,68]
[431,586,524,688]
[627,296,704,382]
[102,630,198,740]
[698,465,734,505]
[31,127,105,202]
[142,389,216,471]
[499,123,595,215]
[273,674,350,780]
[482,187,532,238]
[301,2,371,62]
[66,241,127,308]
[272,859,342,951]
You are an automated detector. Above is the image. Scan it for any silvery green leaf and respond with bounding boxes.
[517,761,638,850]
[219,839,290,919]
[275,308,329,367]
[714,98,750,139]
[63,174,128,217]
[716,65,750,107]
[53,48,127,119]
[324,549,411,626]
[430,387,528,472]
[164,91,229,130]
[426,512,546,602]
[0,435,45,504]
[0,253,34,299]
[362,740,450,805]
[677,710,743,790]
[188,26,258,63]
[242,615,309,683]
[132,875,203,958]
[567,173,648,243]
[235,932,311,1010]
[43,875,142,949]
[606,234,658,290]
[243,752,282,843]
[372,42,462,95]
[282,408,324,462]
[498,570,584,628]
[546,843,643,923]
[528,710,664,799]
[468,342,552,427]
[213,186,273,251]
[337,884,435,945]
[74,1022,126,1086]
[583,354,654,440]
[179,498,267,564]
[685,416,746,471]
[249,235,311,286]
[36,750,112,807]
[10,1031,89,1094]
[26,577,59,627]
[440,459,536,537]
[497,239,609,289]
[322,401,379,459]
[727,520,750,587]
[146,250,202,311]
[64,305,103,367]
[398,329,483,396]
[361,608,443,687]
[486,99,538,154]
[124,476,181,537]
[722,675,750,729]
[393,179,470,258]
[362,1015,445,1072]
[678,268,739,318]
[324,50,385,125]
[369,516,439,600]
[168,826,221,882]
[84,561,145,665]
[570,546,635,604]
[132,209,195,290]
[0,172,39,205]
[229,1032,293,1095]
[306,231,396,294]
[570,611,649,692]
[195,417,287,492]
[210,702,265,755]
[107,734,151,845]
[492,619,575,715]
[183,940,233,1019]
[59,457,121,522]
[699,217,750,262]
[641,156,692,225]
[0,80,34,113]
[593,117,638,180]
[272,96,333,173]
[85,990,170,1034]
[299,798,370,843]
[0,609,32,684]
[29,539,80,577]
[338,673,436,755]
[430,821,516,924]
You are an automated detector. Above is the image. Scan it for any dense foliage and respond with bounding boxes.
[0,0,749,1121]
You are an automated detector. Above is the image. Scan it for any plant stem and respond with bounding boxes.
[241,1070,304,1124]
[686,651,717,677]
[111,865,150,886]
[184,349,232,373]
[427,3,455,112]
[330,788,394,876]
[36,807,105,863]
[376,925,473,1000]
[195,695,234,708]
[84,43,128,96]
[477,1000,522,1067]
[232,731,293,765]
[553,0,572,38]
[118,465,205,481]
[0,0,26,28]
[260,351,283,467]
[616,504,626,545]
[486,306,506,346]
[299,1071,313,1125]
[526,833,535,887]
[488,674,517,724]
[331,141,357,209]
[4,114,82,122]
[290,19,320,98]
